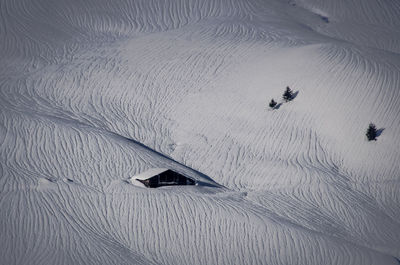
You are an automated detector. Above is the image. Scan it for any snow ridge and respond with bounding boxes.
[1,0,399,264]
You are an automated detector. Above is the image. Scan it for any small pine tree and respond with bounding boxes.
[283,86,294,102]
[269,99,277,109]
[366,123,377,141]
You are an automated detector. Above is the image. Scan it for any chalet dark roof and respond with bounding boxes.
[132,168,196,188]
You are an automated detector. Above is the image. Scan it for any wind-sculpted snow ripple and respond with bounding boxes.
[0,112,396,265]
[1,106,396,265]
[1,0,400,264]
[295,0,400,53]
[0,0,261,70]
[168,41,400,259]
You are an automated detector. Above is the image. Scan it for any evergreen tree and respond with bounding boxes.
[366,123,377,141]
[283,86,294,102]
[269,99,277,109]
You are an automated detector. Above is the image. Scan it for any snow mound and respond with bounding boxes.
[1,0,399,264]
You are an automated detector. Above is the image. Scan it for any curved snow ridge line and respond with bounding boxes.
[2,106,396,262]
[312,44,400,178]
[241,189,400,261]
[201,19,286,46]
[297,0,400,28]
[317,25,400,55]
[249,172,400,257]
[159,39,400,256]
[0,0,90,70]
[318,44,400,115]
[297,0,400,53]
[245,123,400,252]
[289,43,400,199]
[113,191,392,265]
[110,133,223,188]
[184,109,342,191]
[2,177,394,265]
[272,43,400,180]
[0,0,328,75]
[0,0,259,63]
[2,112,395,264]
[251,187,399,257]
[39,188,400,264]
[0,190,159,265]
[0,19,278,155]
[0,106,221,190]
[279,43,400,250]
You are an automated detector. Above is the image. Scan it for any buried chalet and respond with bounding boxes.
[131,168,196,188]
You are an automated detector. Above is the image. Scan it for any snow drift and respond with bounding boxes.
[1,0,399,264]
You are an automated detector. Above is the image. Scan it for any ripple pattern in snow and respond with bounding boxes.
[1,0,400,264]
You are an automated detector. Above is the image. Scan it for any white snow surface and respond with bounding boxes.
[1,0,400,264]
[132,168,169,181]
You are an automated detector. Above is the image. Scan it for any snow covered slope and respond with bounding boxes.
[1,0,399,264]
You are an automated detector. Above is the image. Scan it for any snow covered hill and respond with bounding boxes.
[1,0,399,264]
